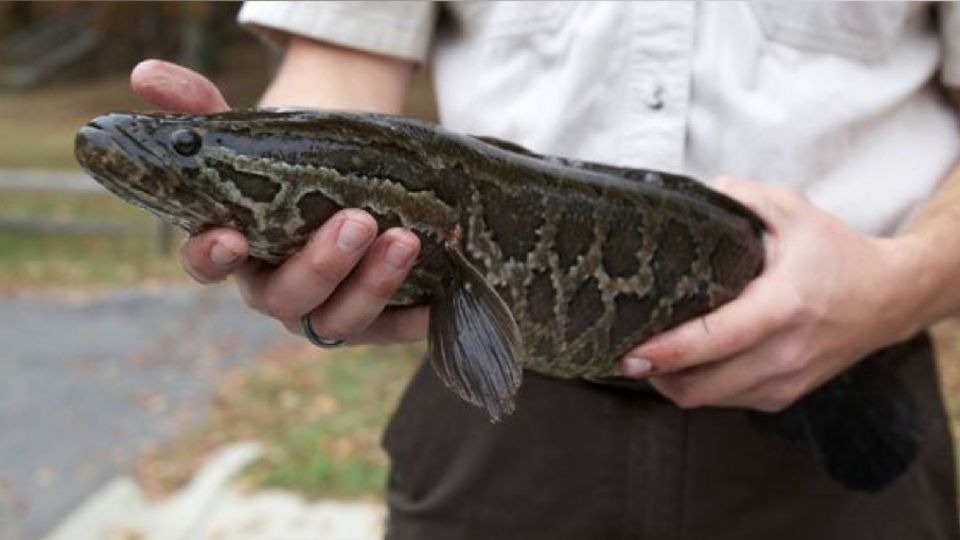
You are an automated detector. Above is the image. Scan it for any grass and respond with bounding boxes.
[137,343,424,500]
[0,189,148,221]
[0,230,182,288]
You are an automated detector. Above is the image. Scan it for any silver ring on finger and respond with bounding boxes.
[300,312,345,349]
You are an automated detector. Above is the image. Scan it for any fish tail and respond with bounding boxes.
[750,352,920,492]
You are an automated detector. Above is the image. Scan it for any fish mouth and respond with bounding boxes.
[74,118,200,231]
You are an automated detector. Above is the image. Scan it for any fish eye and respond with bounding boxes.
[171,129,202,156]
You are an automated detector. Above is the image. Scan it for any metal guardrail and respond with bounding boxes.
[0,170,101,192]
[0,169,174,250]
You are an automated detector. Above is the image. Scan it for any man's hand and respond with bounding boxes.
[619,176,923,412]
[130,59,429,345]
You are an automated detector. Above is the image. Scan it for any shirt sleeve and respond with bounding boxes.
[939,2,960,88]
[237,1,439,63]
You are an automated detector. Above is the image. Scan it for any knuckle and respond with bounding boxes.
[305,256,350,289]
[793,302,820,326]
[755,399,789,413]
[237,279,270,315]
[664,382,702,409]
[311,318,351,341]
[280,318,301,335]
[718,332,749,354]
[363,271,403,300]
[774,349,808,374]
[779,287,807,324]
[770,185,808,209]
[241,289,269,315]
[673,392,703,410]
[768,380,806,409]
[236,285,261,312]
[260,291,302,320]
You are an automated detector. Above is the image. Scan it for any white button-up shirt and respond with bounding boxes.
[239,1,960,235]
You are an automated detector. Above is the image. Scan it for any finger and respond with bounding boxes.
[353,305,430,344]
[713,370,807,412]
[130,59,230,113]
[238,210,377,320]
[713,176,806,232]
[301,228,420,340]
[645,337,785,409]
[621,273,795,375]
[721,349,847,412]
[179,229,249,283]
[283,305,430,345]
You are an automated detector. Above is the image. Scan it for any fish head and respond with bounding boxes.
[74,111,310,235]
[76,111,239,233]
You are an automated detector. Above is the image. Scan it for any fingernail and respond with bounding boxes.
[623,357,653,377]
[210,242,239,267]
[384,241,415,271]
[336,219,370,253]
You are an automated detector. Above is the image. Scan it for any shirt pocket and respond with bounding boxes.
[482,1,576,37]
[749,1,911,62]
[454,1,578,66]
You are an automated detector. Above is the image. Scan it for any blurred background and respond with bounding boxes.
[0,2,435,539]
[0,2,957,540]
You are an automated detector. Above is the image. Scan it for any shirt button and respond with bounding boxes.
[646,83,664,111]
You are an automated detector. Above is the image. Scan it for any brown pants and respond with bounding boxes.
[383,335,958,540]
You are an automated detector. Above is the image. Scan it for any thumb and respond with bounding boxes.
[712,175,797,232]
[130,59,230,114]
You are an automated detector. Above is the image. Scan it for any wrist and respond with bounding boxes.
[873,233,942,341]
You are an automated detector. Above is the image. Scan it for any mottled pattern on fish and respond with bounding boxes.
[74,109,763,380]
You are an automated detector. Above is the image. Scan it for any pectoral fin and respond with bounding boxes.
[428,243,524,421]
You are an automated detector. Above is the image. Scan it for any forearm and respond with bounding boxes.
[259,36,414,113]
[880,87,960,332]
[893,158,960,331]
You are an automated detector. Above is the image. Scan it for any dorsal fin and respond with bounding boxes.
[472,133,763,233]
[472,134,543,158]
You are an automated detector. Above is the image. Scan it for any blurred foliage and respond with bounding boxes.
[0,1,38,36]
[89,2,243,72]
[0,47,270,170]
[0,2,252,85]
[137,343,424,500]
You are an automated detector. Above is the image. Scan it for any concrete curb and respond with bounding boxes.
[42,478,147,540]
[42,442,384,540]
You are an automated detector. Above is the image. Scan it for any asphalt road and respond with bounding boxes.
[0,284,297,540]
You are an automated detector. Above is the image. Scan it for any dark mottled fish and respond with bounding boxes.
[75,109,918,491]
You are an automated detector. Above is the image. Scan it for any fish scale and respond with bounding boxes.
[75,109,920,492]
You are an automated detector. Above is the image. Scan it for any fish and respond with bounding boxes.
[75,109,919,491]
